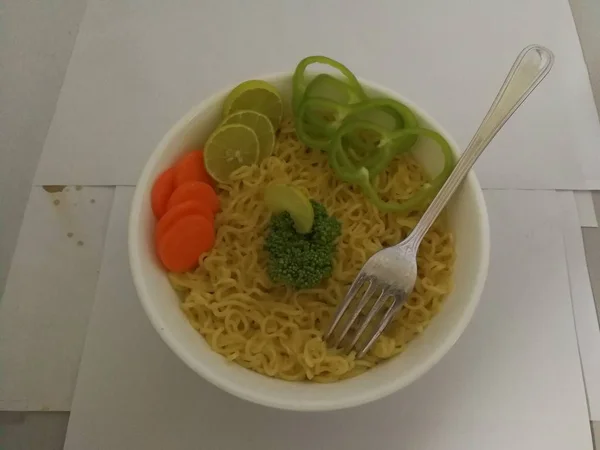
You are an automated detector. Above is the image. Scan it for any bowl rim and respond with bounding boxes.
[128,72,490,411]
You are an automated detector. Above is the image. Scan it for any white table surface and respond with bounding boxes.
[0,186,114,411]
[575,192,598,227]
[0,0,88,295]
[559,192,600,419]
[63,188,593,450]
[3,0,600,448]
[33,0,600,190]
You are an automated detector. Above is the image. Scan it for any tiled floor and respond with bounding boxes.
[1,0,600,448]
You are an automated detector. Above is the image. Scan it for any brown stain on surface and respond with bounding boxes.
[67,232,74,238]
[53,199,60,206]
[90,199,96,204]
[77,240,84,246]
[42,185,66,193]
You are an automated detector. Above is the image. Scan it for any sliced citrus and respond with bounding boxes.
[223,80,283,129]
[222,110,275,161]
[203,124,260,183]
[264,184,314,234]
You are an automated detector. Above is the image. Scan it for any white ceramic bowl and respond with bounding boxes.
[129,73,490,411]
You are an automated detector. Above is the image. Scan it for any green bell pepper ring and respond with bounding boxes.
[300,74,364,130]
[328,121,392,181]
[304,73,365,106]
[328,120,454,213]
[296,96,420,178]
[344,98,419,175]
[296,97,351,149]
[292,56,366,114]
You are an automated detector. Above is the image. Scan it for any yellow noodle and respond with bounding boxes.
[170,118,455,382]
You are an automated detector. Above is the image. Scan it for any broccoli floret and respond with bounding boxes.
[265,201,341,289]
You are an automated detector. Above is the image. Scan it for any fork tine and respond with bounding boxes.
[323,272,368,341]
[330,279,377,348]
[346,288,391,351]
[356,293,408,358]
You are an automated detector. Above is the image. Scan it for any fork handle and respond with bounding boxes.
[404,45,554,249]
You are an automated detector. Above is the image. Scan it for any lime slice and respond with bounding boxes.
[221,110,275,161]
[264,184,314,234]
[204,124,260,183]
[223,80,283,129]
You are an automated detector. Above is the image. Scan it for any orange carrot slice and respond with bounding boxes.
[151,168,175,219]
[174,150,214,187]
[157,215,215,272]
[155,200,214,244]
[166,181,220,213]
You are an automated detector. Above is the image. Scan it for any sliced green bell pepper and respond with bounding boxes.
[328,120,454,213]
[292,56,366,115]
[296,95,420,177]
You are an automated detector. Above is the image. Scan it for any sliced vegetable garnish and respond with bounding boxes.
[328,120,454,213]
[344,99,419,176]
[167,181,220,213]
[223,80,283,128]
[296,97,350,149]
[151,167,176,219]
[344,98,418,161]
[264,184,314,234]
[158,215,215,272]
[221,110,275,162]
[295,96,418,169]
[292,56,366,114]
[265,200,341,289]
[297,74,363,139]
[204,123,260,183]
[303,73,365,118]
[155,200,214,244]
[289,55,453,211]
[174,150,213,187]
[293,59,419,171]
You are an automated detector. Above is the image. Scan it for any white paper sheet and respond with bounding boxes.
[574,191,598,227]
[560,8,600,191]
[63,188,591,450]
[559,191,600,420]
[0,186,114,411]
[33,0,593,190]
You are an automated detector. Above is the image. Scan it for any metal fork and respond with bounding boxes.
[324,45,554,357]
